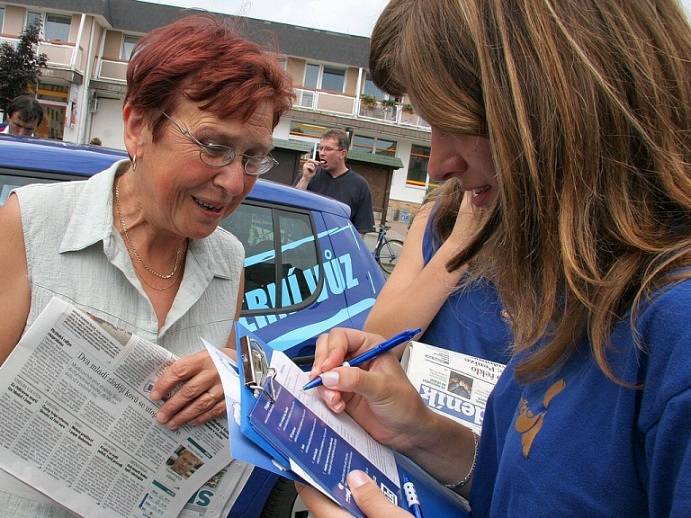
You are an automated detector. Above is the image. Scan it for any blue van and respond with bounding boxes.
[0,135,386,516]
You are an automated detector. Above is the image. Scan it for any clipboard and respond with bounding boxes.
[235,331,298,478]
[233,323,469,517]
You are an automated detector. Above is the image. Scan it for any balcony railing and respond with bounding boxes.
[0,37,83,72]
[293,87,430,132]
[356,98,430,130]
[295,88,355,116]
[95,58,127,82]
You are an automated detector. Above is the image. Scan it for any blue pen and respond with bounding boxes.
[302,327,421,390]
[402,474,424,518]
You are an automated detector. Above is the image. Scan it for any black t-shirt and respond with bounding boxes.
[300,168,375,233]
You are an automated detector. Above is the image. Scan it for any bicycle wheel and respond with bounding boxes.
[376,239,404,274]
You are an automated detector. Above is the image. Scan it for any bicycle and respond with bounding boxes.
[370,224,404,274]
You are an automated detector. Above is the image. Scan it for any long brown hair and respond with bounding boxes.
[371,0,691,382]
[424,179,464,243]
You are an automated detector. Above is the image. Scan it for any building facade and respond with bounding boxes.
[0,0,436,214]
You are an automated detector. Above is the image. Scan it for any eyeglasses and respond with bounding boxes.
[317,145,342,153]
[161,112,278,176]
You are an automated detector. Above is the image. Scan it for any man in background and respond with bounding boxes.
[2,95,43,136]
[295,129,375,234]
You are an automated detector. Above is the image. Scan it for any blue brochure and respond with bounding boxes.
[233,323,468,517]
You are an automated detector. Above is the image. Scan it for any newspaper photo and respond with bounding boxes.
[401,341,506,434]
[0,297,237,518]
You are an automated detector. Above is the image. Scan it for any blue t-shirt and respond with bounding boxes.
[301,167,375,233]
[420,213,512,364]
[470,278,691,516]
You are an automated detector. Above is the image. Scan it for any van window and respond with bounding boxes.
[222,203,322,314]
[0,173,51,205]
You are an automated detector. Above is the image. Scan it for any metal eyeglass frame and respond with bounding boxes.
[161,111,278,176]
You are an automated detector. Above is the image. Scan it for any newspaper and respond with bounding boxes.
[401,341,505,434]
[178,462,252,518]
[0,297,236,518]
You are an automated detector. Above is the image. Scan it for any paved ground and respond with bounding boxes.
[363,219,409,252]
[362,219,411,277]
[386,219,410,241]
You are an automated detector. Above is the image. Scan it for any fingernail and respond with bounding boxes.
[149,391,160,401]
[348,470,370,489]
[333,401,345,413]
[156,412,168,424]
[167,422,178,431]
[320,371,339,387]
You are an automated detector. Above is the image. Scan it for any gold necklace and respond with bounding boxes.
[114,176,186,281]
[136,268,182,292]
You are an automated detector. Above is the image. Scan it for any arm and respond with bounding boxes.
[295,160,319,190]
[150,274,245,429]
[353,183,375,234]
[0,194,31,365]
[365,193,478,344]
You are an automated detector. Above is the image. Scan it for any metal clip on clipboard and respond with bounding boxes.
[240,336,277,404]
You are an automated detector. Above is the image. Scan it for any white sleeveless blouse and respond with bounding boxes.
[1,160,248,517]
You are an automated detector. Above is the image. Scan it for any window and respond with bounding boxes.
[0,173,51,206]
[297,64,321,108]
[222,204,322,313]
[303,64,319,89]
[289,121,327,139]
[406,145,431,187]
[362,72,385,100]
[26,11,42,30]
[351,135,397,157]
[34,83,68,103]
[278,210,320,308]
[121,35,140,60]
[300,63,346,93]
[44,14,71,41]
[351,135,376,154]
[0,8,5,34]
[375,138,397,156]
[321,66,345,92]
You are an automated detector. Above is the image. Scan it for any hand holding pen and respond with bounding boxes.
[303,327,421,390]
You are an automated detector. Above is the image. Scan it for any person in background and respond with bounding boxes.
[364,178,511,364]
[295,128,375,234]
[1,95,44,136]
[0,14,292,517]
[301,0,690,516]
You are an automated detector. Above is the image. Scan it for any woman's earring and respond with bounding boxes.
[132,155,138,171]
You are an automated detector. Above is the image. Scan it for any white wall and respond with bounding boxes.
[61,83,82,143]
[89,97,125,149]
[272,116,291,139]
[389,139,426,204]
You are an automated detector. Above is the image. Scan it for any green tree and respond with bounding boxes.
[0,23,47,116]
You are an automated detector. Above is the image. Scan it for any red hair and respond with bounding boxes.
[125,14,293,139]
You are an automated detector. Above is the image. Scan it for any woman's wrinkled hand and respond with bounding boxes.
[307,328,429,453]
[298,471,413,518]
[150,348,235,430]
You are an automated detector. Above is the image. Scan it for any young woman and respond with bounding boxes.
[300,0,690,516]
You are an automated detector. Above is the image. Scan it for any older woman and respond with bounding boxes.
[301,0,690,516]
[0,14,292,517]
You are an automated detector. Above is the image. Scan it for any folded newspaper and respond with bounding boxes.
[0,297,249,518]
[401,341,505,434]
